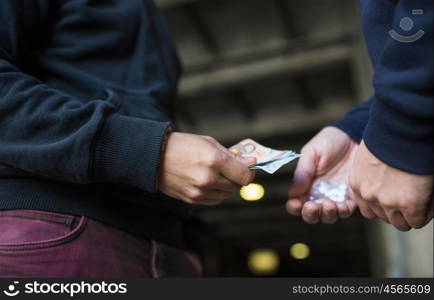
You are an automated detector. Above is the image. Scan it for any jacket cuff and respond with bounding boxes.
[92,114,171,192]
[331,100,372,143]
[363,100,433,175]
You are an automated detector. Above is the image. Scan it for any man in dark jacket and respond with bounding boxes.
[287,0,433,231]
[0,0,255,277]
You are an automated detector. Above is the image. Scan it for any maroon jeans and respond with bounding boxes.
[0,210,202,278]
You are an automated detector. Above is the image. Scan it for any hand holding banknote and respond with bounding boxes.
[230,139,300,174]
[286,127,358,224]
[158,133,256,205]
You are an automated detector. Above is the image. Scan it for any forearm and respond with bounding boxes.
[362,0,433,174]
[0,58,170,192]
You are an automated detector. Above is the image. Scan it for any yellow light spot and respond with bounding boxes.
[240,183,265,201]
[230,148,240,155]
[248,249,279,275]
[290,243,310,260]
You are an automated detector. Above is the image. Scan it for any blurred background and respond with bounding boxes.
[155,0,433,277]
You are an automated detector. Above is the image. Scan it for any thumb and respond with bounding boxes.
[227,147,257,166]
[239,156,256,166]
[289,149,316,198]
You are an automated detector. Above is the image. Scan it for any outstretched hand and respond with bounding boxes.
[286,127,358,224]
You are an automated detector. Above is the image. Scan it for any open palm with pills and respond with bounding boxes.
[286,127,359,224]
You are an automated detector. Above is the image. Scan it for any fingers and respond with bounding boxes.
[200,190,234,205]
[400,198,432,229]
[385,210,411,231]
[339,200,358,219]
[286,198,303,216]
[238,156,257,166]
[184,187,234,206]
[353,187,411,230]
[288,148,316,198]
[200,136,256,186]
[288,198,357,223]
[286,148,316,219]
[335,188,358,219]
[211,175,242,193]
[336,202,350,218]
[161,134,256,206]
[320,200,338,224]
[351,178,421,230]
[369,203,389,223]
[350,188,377,219]
[357,200,377,219]
[301,201,321,224]
[204,135,257,167]
[400,212,428,230]
[219,154,256,186]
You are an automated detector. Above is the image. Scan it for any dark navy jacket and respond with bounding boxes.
[335,0,433,174]
[0,0,193,248]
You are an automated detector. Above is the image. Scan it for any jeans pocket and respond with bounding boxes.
[0,210,87,251]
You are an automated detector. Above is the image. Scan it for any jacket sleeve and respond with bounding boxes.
[0,0,170,192]
[362,0,433,175]
[332,99,372,143]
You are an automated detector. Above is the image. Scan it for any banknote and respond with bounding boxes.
[230,139,300,174]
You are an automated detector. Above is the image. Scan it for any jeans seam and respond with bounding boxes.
[0,217,88,251]
[150,240,159,278]
[0,210,76,225]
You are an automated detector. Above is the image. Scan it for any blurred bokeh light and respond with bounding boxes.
[290,243,310,260]
[248,249,279,275]
[240,183,265,201]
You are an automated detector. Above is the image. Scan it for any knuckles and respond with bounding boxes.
[193,173,215,188]
[348,177,359,194]
[409,216,427,229]
[240,170,255,186]
[202,135,217,144]
[186,188,203,201]
[378,195,415,210]
[360,189,376,203]
[202,150,224,168]
[360,209,376,220]
[322,205,337,216]
[393,223,411,232]
[379,199,397,210]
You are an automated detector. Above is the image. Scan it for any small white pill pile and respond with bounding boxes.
[308,180,348,203]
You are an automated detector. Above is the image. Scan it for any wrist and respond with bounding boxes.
[160,126,173,153]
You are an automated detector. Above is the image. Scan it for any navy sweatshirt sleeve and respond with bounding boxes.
[335,0,433,174]
[362,0,433,174]
[0,0,170,192]
[333,99,372,143]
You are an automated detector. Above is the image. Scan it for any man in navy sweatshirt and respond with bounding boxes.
[0,0,256,277]
[287,0,433,231]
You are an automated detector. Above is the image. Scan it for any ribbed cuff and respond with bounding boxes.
[363,100,433,175]
[91,114,171,192]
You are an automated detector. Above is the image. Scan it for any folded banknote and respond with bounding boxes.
[230,139,300,174]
